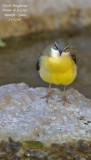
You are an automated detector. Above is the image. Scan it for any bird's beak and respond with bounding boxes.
[58,47,62,55]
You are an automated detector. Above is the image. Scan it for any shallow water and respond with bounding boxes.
[0,32,91,98]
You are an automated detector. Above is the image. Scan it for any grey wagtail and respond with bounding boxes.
[36,40,77,104]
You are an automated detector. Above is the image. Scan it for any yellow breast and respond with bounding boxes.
[39,55,77,85]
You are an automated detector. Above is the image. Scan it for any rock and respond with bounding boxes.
[0,83,91,146]
[0,0,91,38]
[0,138,91,159]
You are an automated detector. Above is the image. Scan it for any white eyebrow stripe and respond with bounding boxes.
[64,46,69,51]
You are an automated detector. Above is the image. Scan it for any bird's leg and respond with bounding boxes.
[61,86,71,105]
[41,84,54,103]
[46,84,53,102]
[62,86,67,105]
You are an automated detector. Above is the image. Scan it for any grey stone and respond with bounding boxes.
[0,82,91,145]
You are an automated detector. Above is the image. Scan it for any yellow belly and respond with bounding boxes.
[39,55,77,85]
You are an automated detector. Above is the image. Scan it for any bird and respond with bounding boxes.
[36,40,77,105]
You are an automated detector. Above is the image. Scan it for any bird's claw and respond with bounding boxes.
[41,90,54,103]
[59,95,71,105]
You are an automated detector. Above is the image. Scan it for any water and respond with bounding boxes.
[0,32,91,98]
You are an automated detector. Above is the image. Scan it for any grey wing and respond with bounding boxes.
[70,48,78,64]
[71,54,77,64]
[36,52,43,71]
[36,46,51,71]
[36,58,40,71]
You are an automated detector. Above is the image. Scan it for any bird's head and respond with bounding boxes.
[51,42,69,57]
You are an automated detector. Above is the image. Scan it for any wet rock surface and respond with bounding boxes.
[0,138,91,159]
[0,83,91,145]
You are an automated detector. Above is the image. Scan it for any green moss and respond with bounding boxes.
[0,138,91,159]
[22,140,43,149]
[0,39,6,47]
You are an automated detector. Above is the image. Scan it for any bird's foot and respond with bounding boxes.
[59,95,71,106]
[41,90,54,103]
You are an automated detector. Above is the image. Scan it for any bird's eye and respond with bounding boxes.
[64,46,69,52]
